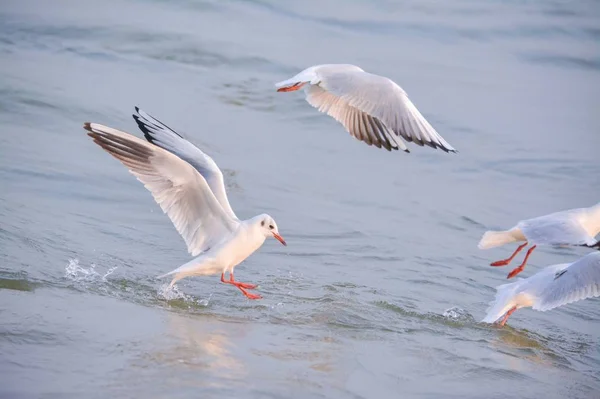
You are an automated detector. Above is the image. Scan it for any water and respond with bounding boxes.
[1,0,599,397]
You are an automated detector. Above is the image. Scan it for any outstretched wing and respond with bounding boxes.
[518,210,596,246]
[533,252,600,311]
[308,67,456,153]
[132,107,239,221]
[84,122,239,256]
[304,85,408,152]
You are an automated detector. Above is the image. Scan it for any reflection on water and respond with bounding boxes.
[253,334,338,374]
[489,327,563,370]
[160,313,246,387]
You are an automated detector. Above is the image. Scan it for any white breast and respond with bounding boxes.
[213,225,266,269]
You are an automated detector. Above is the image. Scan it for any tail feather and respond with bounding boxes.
[157,258,222,288]
[157,269,177,280]
[478,230,518,249]
[481,281,522,323]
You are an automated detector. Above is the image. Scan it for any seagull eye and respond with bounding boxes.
[261,221,265,226]
[269,224,274,229]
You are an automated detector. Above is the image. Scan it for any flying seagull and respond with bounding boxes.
[276,64,457,153]
[478,203,600,279]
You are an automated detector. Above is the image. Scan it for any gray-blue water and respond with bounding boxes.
[1,0,599,398]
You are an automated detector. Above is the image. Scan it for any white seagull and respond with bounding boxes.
[275,64,457,153]
[84,107,287,300]
[478,203,600,279]
[482,252,600,327]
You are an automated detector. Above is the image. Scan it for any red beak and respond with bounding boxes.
[273,232,287,246]
[276,82,306,92]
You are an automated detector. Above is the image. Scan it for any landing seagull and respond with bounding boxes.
[478,203,600,279]
[276,64,457,153]
[83,108,287,299]
[482,252,600,327]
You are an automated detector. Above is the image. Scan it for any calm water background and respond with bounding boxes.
[1,0,600,398]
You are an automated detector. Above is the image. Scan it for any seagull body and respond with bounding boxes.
[478,203,600,279]
[276,64,457,153]
[482,252,600,326]
[83,108,286,299]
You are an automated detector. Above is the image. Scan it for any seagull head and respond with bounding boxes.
[255,214,286,246]
[275,65,320,92]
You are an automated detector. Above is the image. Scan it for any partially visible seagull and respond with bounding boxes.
[83,107,287,299]
[482,252,600,326]
[478,203,600,279]
[276,64,457,153]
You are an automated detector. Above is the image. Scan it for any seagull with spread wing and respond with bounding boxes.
[275,64,457,153]
[83,107,287,299]
[482,252,600,326]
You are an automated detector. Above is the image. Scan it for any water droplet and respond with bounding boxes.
[442,306,474,321]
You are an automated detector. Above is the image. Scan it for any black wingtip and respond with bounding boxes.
[131,106,184,141]
[131,106,158,144]
[132,106,141,124]
[83,122,92,132]
[132,115,156,144]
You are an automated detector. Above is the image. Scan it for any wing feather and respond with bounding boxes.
[305,85,407,152]
[533,253,600,311]
[311,67,456,153]
[84,122,238,256]
[518,210,596,246]
[132,107,239,221]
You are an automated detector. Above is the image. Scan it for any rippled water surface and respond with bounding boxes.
[1,0,600,398]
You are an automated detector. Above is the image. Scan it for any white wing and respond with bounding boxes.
[533,252,600,311]
[304,65,456,153]
[305,85,408,152]
[84,122,239,256]
[518,210,596,246]
[132,107,238,221]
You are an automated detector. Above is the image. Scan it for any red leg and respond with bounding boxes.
[506,245,537,279]
[490,242,528,267]
[498,306,517,326]
[236,286,262,300]
[229,273,257,290]
[220,272,262,300]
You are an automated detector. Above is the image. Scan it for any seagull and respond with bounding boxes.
[482,252,600,327]
[83,107,287,300]
[478,203,600,279]
[275,64,457,153]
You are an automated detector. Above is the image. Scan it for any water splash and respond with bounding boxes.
[157,283,211,307]
[442,306,475,322]
[65,258,117,283]
[64,259,212,311]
